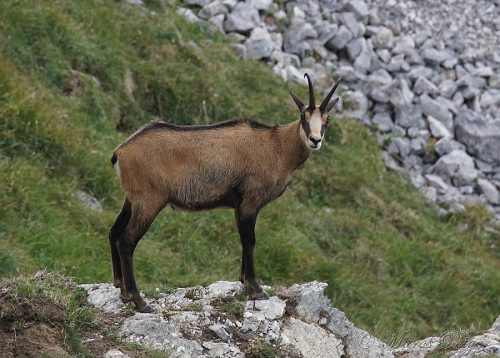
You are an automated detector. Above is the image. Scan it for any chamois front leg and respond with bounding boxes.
[235,208,269,300]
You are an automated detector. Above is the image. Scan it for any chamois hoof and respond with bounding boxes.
[138,304,156,314]
[251,291,269,300]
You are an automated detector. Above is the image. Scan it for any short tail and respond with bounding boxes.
[111,153,118,166]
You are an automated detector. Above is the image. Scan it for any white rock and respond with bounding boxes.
[343,91,369,119]
[346,327,394,358]
[244,28,274,60]
[425,174,449,194]
[81,283,124,313]
[123,0,143,6]
[420,94,454,133]
[177,8,203,24]
[394,336,441,358]
[477,179,500,205]
[431,150,478,186]
[343,0,369,19]
[372,112,394,132]
[104,349,130,358]
[204,281,243,299]
[428,116,452,139]
[75,190,102,212]
[327,25,353,50]
[249,0,272,11]
[414,76,438,95]
[224,2,260,33]
[372,26,394,49]
[281,318,344,358]
[198,1,228,20]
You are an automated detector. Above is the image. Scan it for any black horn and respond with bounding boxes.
[304,73,315,111]
[319,78,342,113]
[289,89,305,112]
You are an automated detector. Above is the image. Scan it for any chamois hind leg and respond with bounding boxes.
[109,199,132,289]
[117,198,163,313]
[235,206,269,300]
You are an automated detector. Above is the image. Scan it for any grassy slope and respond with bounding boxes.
[0,0,498,341]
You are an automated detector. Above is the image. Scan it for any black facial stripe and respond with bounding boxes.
[301,119,311,138]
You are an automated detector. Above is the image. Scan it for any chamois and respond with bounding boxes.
[109,74,341,312]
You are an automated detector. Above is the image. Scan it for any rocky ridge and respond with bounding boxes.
[171,0,500,226]
[82,281,500,357]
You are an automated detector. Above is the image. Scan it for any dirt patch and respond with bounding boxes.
[0,291,69,358]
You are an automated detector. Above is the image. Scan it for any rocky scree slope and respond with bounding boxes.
[169,0,500,226]
[82,280,500,357]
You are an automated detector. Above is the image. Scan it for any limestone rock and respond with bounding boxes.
[456,111,500,165]
[420,94,454,133]
[245,28,274,59]
[75,190,102,212]
[280,318,344,358]
[477,179,500,205]
[224,2,260,34]
[431,150,478,186]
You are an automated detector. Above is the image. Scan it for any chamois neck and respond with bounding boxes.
[278,120,310,172]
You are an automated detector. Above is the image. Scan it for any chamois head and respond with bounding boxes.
[289,74,341,150]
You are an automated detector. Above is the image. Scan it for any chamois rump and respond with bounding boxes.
[109,74,341,312]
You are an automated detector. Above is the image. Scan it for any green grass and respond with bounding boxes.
[0,0,498,343]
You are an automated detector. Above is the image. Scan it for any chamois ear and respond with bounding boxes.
[325,97,339,114]
[289,89,305,112]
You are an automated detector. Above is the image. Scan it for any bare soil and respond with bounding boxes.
[0,290,151,358]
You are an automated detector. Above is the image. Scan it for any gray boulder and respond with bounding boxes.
[224,2,260,34]
[284,23,318,57]
[372,26,394,49]
[372,112,394,132]
[177,8,203,24]
[455,111,500,165]
[75,190,103,212]
[477,179,500,205]
[280,318,344,358]
[420,94,454,133]
[343,90,368,119]
[428,116,452,139]
[317,24,338,45]
[414,76,438,95]
[245,28,274,59]
[198,1,228,20]
[439,79,458,98]
[430,150,478,186]
[343,0,369,20]
[326,25,353,50]
[425,174,449,194]
[395,105,422,128]
[422,47,454,65]
[183,0,209,5]
[434,138,465,156]
[342,12,361,37]
[354,38,372,72]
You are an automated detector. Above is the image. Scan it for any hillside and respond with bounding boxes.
[0,0,499,346]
